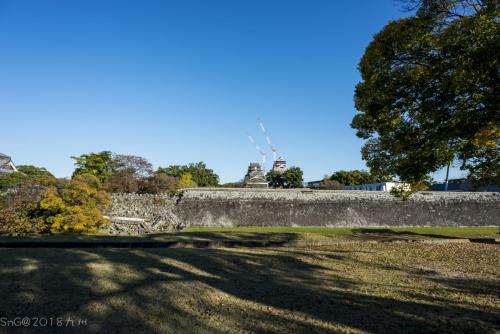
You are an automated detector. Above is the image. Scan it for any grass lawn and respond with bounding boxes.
[0,242,498,333]
[183,226,500,237]
[1,227,498,246]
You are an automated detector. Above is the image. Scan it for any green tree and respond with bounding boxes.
[330,170,389,186]
[266,170,285,188]
[71,151,117,182]
[266,167,304,188]
[352,0,499,195]
[0,165,56,191]
[157,165,184,178]
[283,167,304,188]
[17,165,54,178]
[158,162,219,187]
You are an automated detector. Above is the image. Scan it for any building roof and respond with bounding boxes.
[0,153,17,173]
[0,153,12,167]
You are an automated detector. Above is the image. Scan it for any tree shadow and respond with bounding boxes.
[350,228,463,240]
[0,245,498,333]
[0,232,301,249]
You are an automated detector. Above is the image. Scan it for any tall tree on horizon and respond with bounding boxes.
[352,0,499,194]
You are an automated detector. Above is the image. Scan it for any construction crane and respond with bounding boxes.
[257,117,279,162]
[246,132,267,171]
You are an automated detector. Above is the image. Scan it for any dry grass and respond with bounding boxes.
[0,242,498,333]
[2,227,498,247]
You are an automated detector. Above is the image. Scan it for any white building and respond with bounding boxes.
[344,182,409,192]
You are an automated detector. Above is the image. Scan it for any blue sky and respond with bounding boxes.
[0,0,464,183]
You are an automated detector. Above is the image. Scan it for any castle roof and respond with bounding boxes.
[0,153,17,173]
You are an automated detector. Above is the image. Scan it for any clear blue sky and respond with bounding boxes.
[0,0,463,183]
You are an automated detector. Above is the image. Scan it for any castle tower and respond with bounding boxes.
[272,157,287,174]
[243,163,268,188]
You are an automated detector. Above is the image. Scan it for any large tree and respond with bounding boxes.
[266,167,304,188]
[352,0,499,192]
[157,162,219,187]
[106,154,154,193]
[71,151,117,182]
[112,154,154,178]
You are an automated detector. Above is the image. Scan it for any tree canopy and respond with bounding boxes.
[40,174,111,234]
[71,151,117,182]
[0,165,56,191]
[105,154,155,193]
[71,153,218,193]
[1,174,110,235]
[318,178,344,190]
[112,154,154,178]
[176,173,198,189]
[158,162,219,187]
[266,167,304,188]
[352,0,499,190]
[330,170,390,186]
[138,173,178,194]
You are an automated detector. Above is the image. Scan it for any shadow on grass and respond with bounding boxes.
[0,245,498,333]
[0,232,301,248]
[351,228,462,240]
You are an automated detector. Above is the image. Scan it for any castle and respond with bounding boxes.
[243,163,268,188]
[243,158,288,188]
[272,157,287,173]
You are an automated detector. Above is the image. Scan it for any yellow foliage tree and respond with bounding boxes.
[176,173,197,189]
[39,174,111,234]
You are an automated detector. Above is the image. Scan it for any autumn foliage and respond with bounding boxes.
[0,174,111,235]
[39,174,111,233]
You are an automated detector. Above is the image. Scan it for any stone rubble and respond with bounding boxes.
[104,193,184,235]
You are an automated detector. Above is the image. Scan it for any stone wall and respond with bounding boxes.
[108,189,500,233]
[175,188,500,228]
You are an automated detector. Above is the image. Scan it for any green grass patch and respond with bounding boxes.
[0,227,497,246]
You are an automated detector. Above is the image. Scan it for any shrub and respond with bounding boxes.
[106,171,139,193]
[318,178,343,190]
[390,182,427,201]
[0,165,56,191]
[0,174,111,235]
[176,173,197,189]
[0,180,49,235]
[138,173,178,194]
[40,174,111,233]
